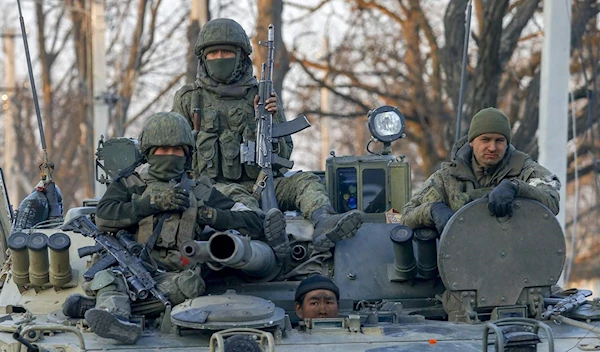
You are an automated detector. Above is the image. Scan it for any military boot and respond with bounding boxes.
[263,208,289,260]
[311,206,364,252]
[85,308,142,344]
[62,294,96,318]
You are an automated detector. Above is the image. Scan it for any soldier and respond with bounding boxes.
[62,112,267,344]
[172,18,363,254]
[294,275,340,319]
[400,107,561,234]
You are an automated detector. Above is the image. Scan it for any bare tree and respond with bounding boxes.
[285,0,600,286]
[253,0,289,99]
[186,0,210,83]
[10,0,191,209]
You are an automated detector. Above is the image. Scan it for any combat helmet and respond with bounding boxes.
[139,112,194,156]
[194,18,252,57]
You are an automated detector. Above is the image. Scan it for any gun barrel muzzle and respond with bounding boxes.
[180,240,211,263]
[291,244,307,262]
[207,230,276,278]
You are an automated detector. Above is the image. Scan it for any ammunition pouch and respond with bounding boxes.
[219,130,242,180]
[227,105,247,134]
[193,131,219,179]
[201,106,219,133]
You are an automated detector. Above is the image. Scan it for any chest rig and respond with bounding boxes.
[123,175,199,251]
[191,87,261,181]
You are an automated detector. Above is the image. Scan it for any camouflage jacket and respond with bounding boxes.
[171,69,293,182]
[95,171,263,244]
[400,139,561,230]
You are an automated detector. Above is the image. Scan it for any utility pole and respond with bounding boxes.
[2,29,21,205]
[539,0,570,228]
[539,0,570,286]
[320,36,331,170]
[91,0,109,198]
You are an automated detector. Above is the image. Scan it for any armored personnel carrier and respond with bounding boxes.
[0,106,599,352]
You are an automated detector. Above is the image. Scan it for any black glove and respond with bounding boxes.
[137,184,190,215]
[430,202,454,234]
[488,178,518,217]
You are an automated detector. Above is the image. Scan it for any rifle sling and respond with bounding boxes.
[142,213,170,262]
[83,254,118,281]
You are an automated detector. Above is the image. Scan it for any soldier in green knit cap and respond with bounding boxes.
[400,107,561,234]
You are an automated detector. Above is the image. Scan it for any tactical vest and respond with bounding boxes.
[121,174,198,250]
[191,88,261,181]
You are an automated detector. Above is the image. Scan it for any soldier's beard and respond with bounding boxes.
[147,155,186,182]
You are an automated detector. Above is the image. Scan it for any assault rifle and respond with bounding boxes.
[541,289,590,319]
[240,24,311,211]
[61,215,170,309]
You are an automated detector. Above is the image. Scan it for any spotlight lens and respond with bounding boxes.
[374,111,403,136]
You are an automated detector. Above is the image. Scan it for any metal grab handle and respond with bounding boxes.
[209,328,275,352]
[482,317,554,352]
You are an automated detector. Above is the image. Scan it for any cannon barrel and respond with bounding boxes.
[207,230,276,278]
[180,240,211,263]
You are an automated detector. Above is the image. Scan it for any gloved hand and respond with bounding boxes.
[137,183,190,216]
[197,205,216,225]
[488,179,518,217]
[430,202,454,234]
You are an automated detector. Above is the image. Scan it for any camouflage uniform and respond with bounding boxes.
[64,112,263,344]
[400,137,561,230]
[172,18,363,251]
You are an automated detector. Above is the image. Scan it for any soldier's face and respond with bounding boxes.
[295,289,339,319]
[469,133,507,167]
[154,146,185,157]
[205,49,236,60]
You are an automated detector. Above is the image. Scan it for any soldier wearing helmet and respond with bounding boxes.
[62,112,264,344]
[172,18,363,257]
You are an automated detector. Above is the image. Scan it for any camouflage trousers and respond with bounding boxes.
[83,268,205,319]
[216,171,330,219]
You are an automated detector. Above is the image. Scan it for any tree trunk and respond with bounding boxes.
[254,0,290,100]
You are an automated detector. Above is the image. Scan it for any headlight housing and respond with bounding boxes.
[367,106,406,143]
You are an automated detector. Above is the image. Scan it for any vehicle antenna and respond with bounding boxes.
[16,0,53,185]
[455,0,473,142]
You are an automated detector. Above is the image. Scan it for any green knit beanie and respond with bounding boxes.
[468,107,511,144]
